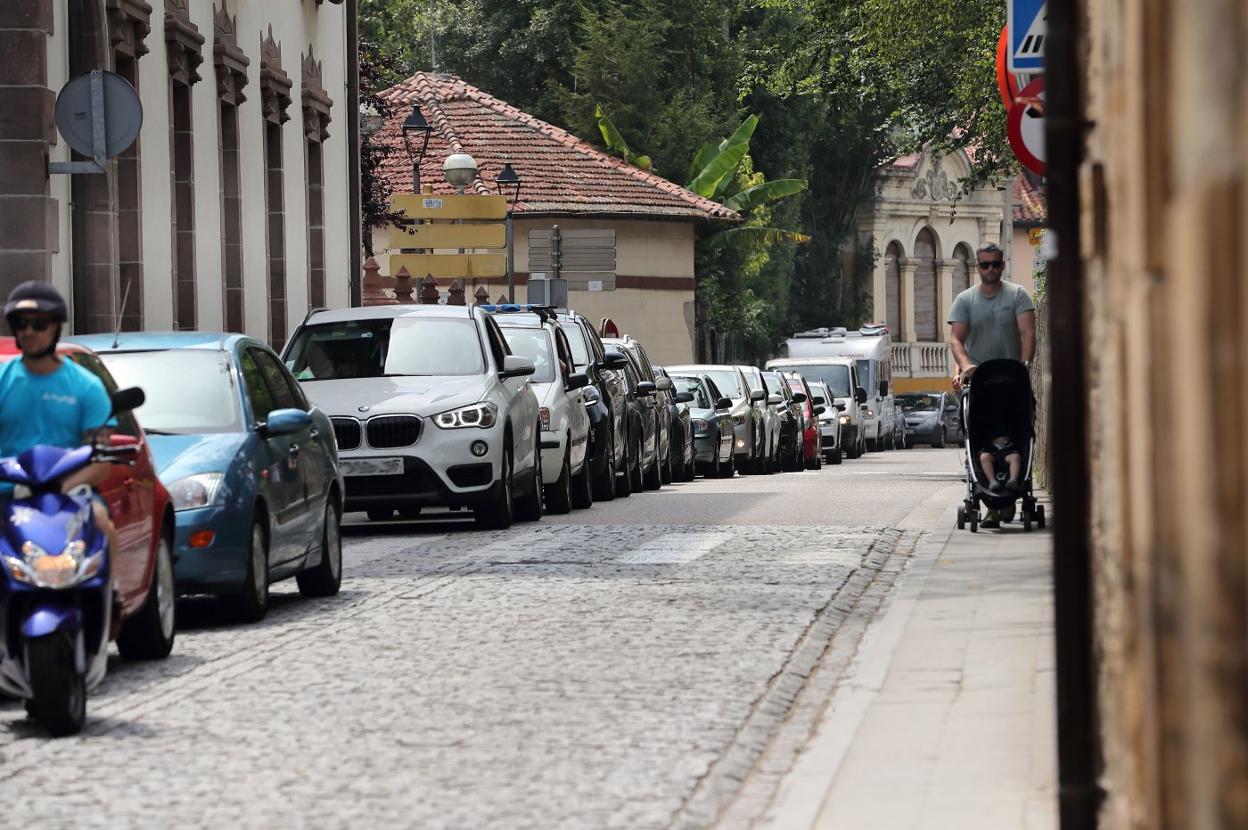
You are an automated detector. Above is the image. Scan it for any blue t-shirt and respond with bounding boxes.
[0,357,112,465]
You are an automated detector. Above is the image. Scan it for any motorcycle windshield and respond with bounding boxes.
[0,445,94,488]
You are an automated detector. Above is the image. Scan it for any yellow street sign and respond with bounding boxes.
[391,193,508,220]
[388,223,507,250]
[389,253,507,279]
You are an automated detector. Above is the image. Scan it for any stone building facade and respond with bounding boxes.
[0,0,359,345]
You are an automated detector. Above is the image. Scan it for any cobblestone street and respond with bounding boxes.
[0,449,963,829]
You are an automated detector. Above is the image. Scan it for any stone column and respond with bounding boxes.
[0,0,55,293]
[899,258,918,343]
[935,259,955,342]
[869,230,887,324]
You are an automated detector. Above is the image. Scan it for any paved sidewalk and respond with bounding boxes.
[761,502,1057,830]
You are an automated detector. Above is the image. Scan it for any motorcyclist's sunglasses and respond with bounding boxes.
[13,317,53,332]
[977,260,1005,270]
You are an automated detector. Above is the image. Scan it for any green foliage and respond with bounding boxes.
[360,0,1010,356]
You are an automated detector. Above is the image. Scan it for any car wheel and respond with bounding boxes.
[225,520,269,623]
[117,530,176,660]
[571,453,594,510]
[515,436,545,521]
[643,444,662,490]
[297,498,343,598]
[546,447,573,514]
[475,442,515,529]
[593,431,616,502]
[366,508,393,522]
[830,443,843,465]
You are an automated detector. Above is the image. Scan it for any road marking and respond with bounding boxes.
[617,530,733,564]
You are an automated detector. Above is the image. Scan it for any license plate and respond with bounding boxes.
[341,457,404,477]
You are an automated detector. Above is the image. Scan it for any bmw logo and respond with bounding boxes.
[358,405,370,413]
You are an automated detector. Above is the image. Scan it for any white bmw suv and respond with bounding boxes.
[283,305,543,528]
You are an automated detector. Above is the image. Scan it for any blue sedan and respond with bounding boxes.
[72,333,344,622]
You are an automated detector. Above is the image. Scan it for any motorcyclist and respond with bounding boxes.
[0,281,120,559]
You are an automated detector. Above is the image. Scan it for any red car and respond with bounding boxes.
[0,338,176,658]
[785,373,823,471]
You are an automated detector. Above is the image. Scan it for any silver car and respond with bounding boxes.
[807,380,843,464]
[283,305,543,529]
[666,364,763,472]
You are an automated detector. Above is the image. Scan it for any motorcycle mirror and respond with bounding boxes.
[111,386,145,416]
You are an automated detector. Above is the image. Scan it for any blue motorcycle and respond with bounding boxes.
[0,387,145,736]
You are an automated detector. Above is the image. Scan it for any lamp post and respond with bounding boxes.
[401,104,432,192]
[495,162,522,302]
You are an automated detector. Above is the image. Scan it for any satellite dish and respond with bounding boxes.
[54,70,143,159]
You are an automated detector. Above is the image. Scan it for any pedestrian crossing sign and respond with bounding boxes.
[1008,0,1046,73]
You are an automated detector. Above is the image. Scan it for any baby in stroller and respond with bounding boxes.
[980,435,1022,495]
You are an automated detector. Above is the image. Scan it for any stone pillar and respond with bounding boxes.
[392,266,414,304]
[473,285,490,305]
[419,274,439,304]
[447,279,465,306]
[0,0,55,294]
[935,259,955,342]
[870,232,888,324]
[899,258,918,343]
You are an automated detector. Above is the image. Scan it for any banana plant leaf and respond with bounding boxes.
[687,115,759,197]
[595,105,633,162]
[702,225,812,250]
[723,179,809,213]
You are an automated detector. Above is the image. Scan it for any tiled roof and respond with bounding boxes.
[1013,174,1046,223]
[375,73,738,223]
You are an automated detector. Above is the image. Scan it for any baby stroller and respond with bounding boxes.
[955,359,1046,532]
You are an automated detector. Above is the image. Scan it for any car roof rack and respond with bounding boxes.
[479,303,559,323]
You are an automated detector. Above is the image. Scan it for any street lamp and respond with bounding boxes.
[495,163,523,302]
[442,152,478,193]
[401,104,432,191]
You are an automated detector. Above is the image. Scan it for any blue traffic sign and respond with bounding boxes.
[1007,0,1046,73]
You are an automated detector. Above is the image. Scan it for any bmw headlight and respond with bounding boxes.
[3,539,103,589]
[168,472,226,511]
[434,402,499,430]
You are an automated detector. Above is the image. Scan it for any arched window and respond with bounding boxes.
[952,243,972,296]
[885,241,904,337]
[913,227,940,341]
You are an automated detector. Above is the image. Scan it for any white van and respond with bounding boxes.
[780,326,895,451]
[764,356,868,459]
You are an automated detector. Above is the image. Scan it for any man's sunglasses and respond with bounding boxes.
[13,318,53,332]
[977,260,1005,270]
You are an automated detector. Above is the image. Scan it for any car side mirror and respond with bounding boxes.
[835,402,847,411]
[111,386,145,416]
[265,407,312,436]
[715,397,732,411]
[599,350,629,370]
[654,376,673,392]
[566,372,589,391]
[811,395,825,406]
[500,355,536,379]
[792,392,807,404]
[750,389,766,403]
[766,394,783,406]
[879,380,889,397]
[636,381,656,396]
[814,405,826,415]
[855,386,868,404]
[674,391,694,404]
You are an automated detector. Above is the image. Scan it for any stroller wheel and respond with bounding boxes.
[957,506,966,530]
[1037,505,1047,529]
[969,508,979,533]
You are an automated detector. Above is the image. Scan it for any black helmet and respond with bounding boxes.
[5,281,68,324]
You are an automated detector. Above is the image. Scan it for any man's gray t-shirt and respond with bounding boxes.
[947,281,1035,365]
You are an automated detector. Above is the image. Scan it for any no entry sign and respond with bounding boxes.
[1008,76,1046,176]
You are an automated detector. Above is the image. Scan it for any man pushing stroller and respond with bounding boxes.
[948,243,1037,528]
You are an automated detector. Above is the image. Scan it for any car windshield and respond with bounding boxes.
[856,360,872,390]
[671,375,711,408]
[774,364,851,397]
[100,350,241,433]
[559,322,592,368]
[898,393,941,412]
[499,325,556,383]
[285,317,485,379]
[703,369,744,399]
